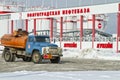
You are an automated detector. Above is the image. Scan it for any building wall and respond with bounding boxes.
[0,19,9,38]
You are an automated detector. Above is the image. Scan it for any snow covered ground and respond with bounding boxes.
[0,71,120,80]
[63,48,120,60]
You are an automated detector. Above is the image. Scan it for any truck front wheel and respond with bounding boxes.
[50,57,60,63]
[32,51,42,64]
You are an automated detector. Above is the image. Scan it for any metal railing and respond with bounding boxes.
[52,36,117,42]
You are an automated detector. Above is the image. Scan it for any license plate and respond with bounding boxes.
[43,54,52,59]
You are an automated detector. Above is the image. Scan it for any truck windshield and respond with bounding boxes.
[35,37,50,42]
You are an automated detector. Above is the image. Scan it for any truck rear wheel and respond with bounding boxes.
[50,57,60,63]
[32,51,42,64]
[4,50,12,62]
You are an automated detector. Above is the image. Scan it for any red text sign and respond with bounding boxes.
[97,42,113,48]
[27,8,90,18]
[64,43,77,48]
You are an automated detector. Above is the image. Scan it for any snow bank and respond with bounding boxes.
[63,48,120,60]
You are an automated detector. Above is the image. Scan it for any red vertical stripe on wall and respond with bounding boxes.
[11,20,13,34]
[118,13,120,37]
[92,15,95,48]
[60,17,63,47]
[26,19,28,32]
[34,19,36,35]
[117,13,120,53]
[60,17,63,40]
[80,16,83,49]
[50,18,53,41]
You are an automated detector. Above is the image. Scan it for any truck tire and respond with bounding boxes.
[4,50,12,62]
[22,57,31,62]
[2,48,8,58]
[32,51,42,64]
[50,57,60,63]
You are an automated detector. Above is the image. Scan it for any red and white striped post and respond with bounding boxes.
[34,19,36,35]
[11,20,14,34]
[25,19,28,32]
[60,17,63,47]
[80,16,83,49]
[92,15,95,48]
[50,18,53,42]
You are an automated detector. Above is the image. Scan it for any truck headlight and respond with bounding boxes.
[42,47,49,54]
[45,47,49,54]
[58,48,62,54]
[43,48,46,54]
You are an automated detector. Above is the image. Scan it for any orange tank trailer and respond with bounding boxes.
[1,30,28,49]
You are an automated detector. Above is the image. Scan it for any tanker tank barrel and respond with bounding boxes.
[1,29,28,49]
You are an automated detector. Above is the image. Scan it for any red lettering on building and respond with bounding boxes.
[62,10,65,15]
[87,8,90,13]
[58,11,60,15]
[27,10,61,18]
[41,12,44,16]
[68,10,71,14]
[64,43,77,48]
[84,8,87,13]
[62,8,90,15]
[77,9,79,13]
[37,13,39,16]
[97,43,113,48]
[27,8,90,18]
[80,9,83,13]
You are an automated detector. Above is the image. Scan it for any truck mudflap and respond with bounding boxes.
[42,47,63,57]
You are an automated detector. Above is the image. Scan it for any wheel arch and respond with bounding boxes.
[32,49,40,56]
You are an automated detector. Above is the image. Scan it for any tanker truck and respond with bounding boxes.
[1,29,62,63]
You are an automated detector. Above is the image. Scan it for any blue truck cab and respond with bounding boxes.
[25,35,62,63]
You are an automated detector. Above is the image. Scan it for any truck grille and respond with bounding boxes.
[43,47,62,56]
[49,48,58,54]
[50,47,57,49]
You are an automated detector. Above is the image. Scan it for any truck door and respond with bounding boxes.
[26,37,34,54]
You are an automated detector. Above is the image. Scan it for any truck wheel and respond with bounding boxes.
[50,57,60,63]
[22,57,31,62]
[4,50,12,62]
[32,51,42,64]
